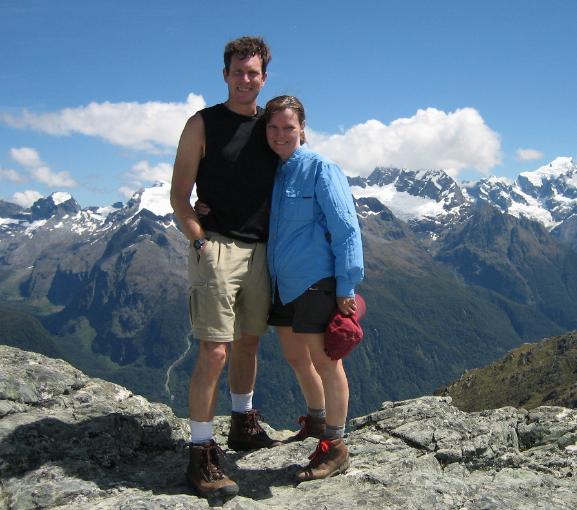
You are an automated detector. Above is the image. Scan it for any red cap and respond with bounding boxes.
[355,293,367,320]
[324,293,366,361]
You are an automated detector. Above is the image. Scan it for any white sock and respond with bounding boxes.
[230,391,254,412]
[190,420,213,444]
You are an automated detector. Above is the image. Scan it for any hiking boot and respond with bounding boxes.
[227,410,282,451]
[295,438,350,482]
[186,440,239,499]
[285,414,326,443]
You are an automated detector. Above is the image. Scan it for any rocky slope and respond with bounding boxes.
[1,346,576,509]
[436,330,577,412]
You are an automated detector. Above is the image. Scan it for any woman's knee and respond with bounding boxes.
[311,355,339,377]
[284,352,312,372]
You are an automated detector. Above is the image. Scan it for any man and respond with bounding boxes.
[170,36,280,500]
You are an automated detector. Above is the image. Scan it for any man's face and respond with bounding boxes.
[223,54,267,106]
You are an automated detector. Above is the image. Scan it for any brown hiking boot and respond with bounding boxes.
[295,438,350,482]
[227,409,282,451]
[186,440,239,499]
[285,414,326,443]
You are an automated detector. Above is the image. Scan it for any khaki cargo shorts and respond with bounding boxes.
[188,231,271,342]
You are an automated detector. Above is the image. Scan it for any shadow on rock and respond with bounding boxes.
[0,413,190,494]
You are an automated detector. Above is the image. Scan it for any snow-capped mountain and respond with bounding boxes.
[469,157,577,229]
[349,157,577,246]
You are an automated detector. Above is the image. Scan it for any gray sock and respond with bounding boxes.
[308,407,326,419]
[323,424,345,439]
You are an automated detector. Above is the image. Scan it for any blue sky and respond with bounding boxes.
[1,0,576,208]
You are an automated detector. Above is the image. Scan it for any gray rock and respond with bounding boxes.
[1,345,576,509]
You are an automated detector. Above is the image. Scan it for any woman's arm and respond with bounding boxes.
[314,161,364,300]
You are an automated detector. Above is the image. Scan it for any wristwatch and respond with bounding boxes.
[193,238,208,251]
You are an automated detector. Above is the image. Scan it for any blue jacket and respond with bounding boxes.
[268,145,364,304]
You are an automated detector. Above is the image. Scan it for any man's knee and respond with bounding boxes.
[232,334,260,355]
[197,341,228,373]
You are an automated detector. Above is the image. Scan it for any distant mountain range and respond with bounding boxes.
[1,157,576,426]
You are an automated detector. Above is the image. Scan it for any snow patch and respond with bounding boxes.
[51,192,72,205]
[352,184,445,221]
[138,181,173,217]
[520,157,575,187]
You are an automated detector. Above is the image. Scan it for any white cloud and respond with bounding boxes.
[0,166,25,183]
[307,107,502,178]
[119,160,172,199]
[128,160,172,183]
[11,190,43,208]
[31,166,77,187]
[8,146,77,188]
[118,186,137,199]
[516,148,543,161]
[10,147,42,168]
[2,93,206,153]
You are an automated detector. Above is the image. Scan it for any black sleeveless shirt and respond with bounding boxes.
[196,104,278,243]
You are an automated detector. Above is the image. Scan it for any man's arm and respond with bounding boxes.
[170,113,206,242]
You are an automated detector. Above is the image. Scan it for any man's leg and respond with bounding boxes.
[186,339,239,499]
[226,240,280,451]
[228,333,259,395]
[189,340,228,422]
[226,331,281,450]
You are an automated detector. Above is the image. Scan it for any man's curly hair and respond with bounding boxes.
[224,36,271,74]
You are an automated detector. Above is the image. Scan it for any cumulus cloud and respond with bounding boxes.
[128,160,172,183]
[2,93,206,153]
[8,146,77,188]
[10,147,42,168]
[0,167,25,183]
[11,190,43,208]
[31,166,77,187]
[118,186,137,199]
[118,160,173,199]
[307,107,502,178]
[516,148,543,161]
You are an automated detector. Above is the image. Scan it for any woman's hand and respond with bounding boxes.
[337,296,357,316]
[194,200,211,217]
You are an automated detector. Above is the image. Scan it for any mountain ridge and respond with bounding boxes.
[1,160,577,427]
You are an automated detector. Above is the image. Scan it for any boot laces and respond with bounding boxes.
[200,442,226,482]
[245,409,266,436]
[293,415,310,440]
[308,438,331,464]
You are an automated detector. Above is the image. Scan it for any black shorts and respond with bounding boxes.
[268,277,337,333]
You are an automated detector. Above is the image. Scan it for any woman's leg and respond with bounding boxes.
[276,326,325,410]
[303,333,349,430]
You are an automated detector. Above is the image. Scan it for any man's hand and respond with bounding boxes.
[194,200,211,217]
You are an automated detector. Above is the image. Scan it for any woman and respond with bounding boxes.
[264,95,364,481]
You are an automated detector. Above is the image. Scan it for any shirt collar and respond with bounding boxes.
[280,144,308,171]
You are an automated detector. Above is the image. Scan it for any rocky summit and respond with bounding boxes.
[1,346,576,509]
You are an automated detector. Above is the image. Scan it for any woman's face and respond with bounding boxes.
[266,108,304,161]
